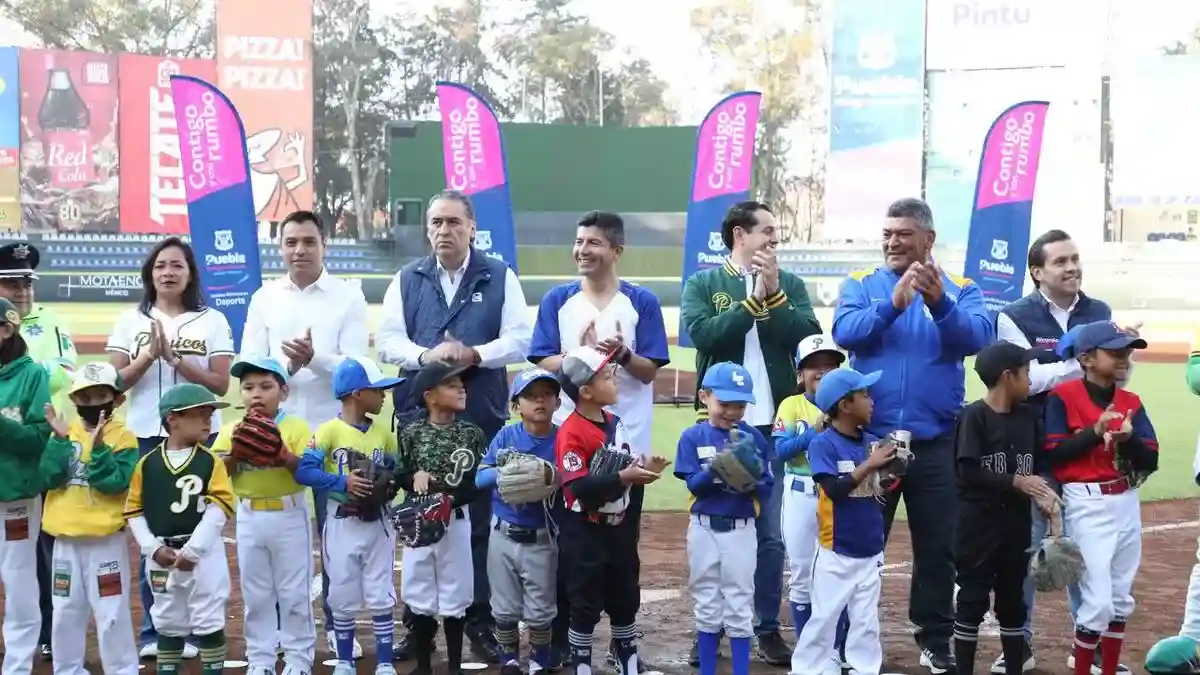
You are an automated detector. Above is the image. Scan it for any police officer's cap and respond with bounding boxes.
[0,243,40,280]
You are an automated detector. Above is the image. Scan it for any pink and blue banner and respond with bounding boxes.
[963,100,1050,313]
[170,75,262,352]
[435,81,517,271]
[678,91,762,348]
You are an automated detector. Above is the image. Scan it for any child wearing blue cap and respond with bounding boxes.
[675,362,773,675]
[1044,321,1158,675]
[790,368,894,675]
[295,356,404,675]
[211,357,316,675]
[475,367,562,675]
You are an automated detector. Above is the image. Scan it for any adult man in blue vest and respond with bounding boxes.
[994,229,1135,675]
[832,198,993,675]
[377,189,533,663]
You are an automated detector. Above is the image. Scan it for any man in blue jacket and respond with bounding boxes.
[831,198,992,675]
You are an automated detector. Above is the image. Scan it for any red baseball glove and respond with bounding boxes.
[230,409,286,467]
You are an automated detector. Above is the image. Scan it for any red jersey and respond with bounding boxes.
[556,410,634,514]
[1044,379,1158,484]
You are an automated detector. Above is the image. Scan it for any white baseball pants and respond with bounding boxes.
[1063,482,1142,632]
[687,514,757,639]
[51,532,139,675]
[1,497,42,675]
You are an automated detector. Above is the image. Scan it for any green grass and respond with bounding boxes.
[59,303,1200,511]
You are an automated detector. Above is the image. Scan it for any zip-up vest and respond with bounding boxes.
[392,250,508,438]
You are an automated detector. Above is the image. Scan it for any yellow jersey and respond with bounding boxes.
[41,419,138,538]
[211,413,311,499]
[304,417,397,505]
[772,393,826,475]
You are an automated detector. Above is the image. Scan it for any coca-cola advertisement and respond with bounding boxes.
[19,49,119,232]
[118,54,216,234]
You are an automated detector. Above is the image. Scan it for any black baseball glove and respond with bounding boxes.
[590,447,636,477]
[341,450,395,522]
[390,493,453,548]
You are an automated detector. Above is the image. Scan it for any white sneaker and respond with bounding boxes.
[182,643,200,659]
[139,643,158,659]
[332,663,356,675]
[325,629,364,659]
[376,665,398,675]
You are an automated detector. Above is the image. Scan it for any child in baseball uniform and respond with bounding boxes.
[394,361,487,675]
[211,357,315,675]
[475,367,561,675]
[39,363,139,675]
[1044,322,1159,675]
[0,297,53,675]
[954,342,1058,675]
[555,346,669,675]
[295,356,403,675]
[123,383,237,675]
[790,368,895,675]
[676,362,773,675]
[771,335,849,645]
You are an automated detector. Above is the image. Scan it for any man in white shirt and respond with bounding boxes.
[376,190,532,663]
[527,210,671,671]
[239,209,370,659]
[994,229,1138,675]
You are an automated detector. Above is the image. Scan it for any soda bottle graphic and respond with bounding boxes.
[38,53,92,189]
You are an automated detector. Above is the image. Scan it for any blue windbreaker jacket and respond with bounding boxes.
[831,266,994,441]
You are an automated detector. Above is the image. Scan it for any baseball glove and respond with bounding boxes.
[389,492,453,547]
[875,436,912,491]
[589,447,636,477]
[495,448,557,505]
[230,410,286,467]
[341,451,395,522]
[709,428,762,493]
[1029,509,1085,592]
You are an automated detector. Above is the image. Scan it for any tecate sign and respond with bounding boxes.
[926,0,1096,70]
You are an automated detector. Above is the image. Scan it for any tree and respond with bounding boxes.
[691,0,821,236]
[495,0,675,126]
[0,0,214,57]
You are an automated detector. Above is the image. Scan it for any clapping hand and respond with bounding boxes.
[424,332,476,366]
[597,321,631,363]
[750,250,779,299]
[578,320,600,349]
[911,262,945,304]
[44,404,69,439]
[281,328,314,374]
[1110,409,1134,443]
[1122,322,1144,339]
[892,266,920,311]
[1092,405,1125,436]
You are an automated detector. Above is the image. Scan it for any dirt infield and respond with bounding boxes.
[9,497,1198,674]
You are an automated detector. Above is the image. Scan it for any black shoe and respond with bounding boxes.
[548,643,569,673]
[919,648,955,675]
[1068,650,1130,674]
[466,623,501,664]
[393,632,411,662]
[990,640,1035,674]
[605,638,647,674]
[756,631,791,667]
[39,644,51,660]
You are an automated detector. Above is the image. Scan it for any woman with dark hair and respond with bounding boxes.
[105,236,234,659]
[0,296,53,674]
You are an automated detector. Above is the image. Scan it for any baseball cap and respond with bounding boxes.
[158,383,230,418]
[814,368,882,413]
[409,360,472,398]
[332,356,405,399]
[0,297,18,327]
[67,362,123,397]
[973,341,1040,385]
[795,334,845,370]
[510,367,560,401]
[231,356,289,383]
[701,361,756,404]
[1073,321,1147,355]
[558,346,614,401]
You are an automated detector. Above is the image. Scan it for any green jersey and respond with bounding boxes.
[21,304,76,397]
[0,354,51,502]
[124,444,236,538]
[396,418,486,503]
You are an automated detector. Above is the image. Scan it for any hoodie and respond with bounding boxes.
[0,354,52,502]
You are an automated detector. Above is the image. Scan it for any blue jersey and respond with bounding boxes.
[479,421,558,528]
[809,429,885,558]
[673,421,773,520]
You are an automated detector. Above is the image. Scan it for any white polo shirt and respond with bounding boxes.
[239,269,370,428]
[529,280,670,459]
[106,306,235,438]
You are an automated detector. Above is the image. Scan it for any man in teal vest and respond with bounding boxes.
[680,201,822,666]
[0,241,77,660]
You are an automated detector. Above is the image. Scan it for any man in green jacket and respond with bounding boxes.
[680,200,822,666]
[0,242,77,660]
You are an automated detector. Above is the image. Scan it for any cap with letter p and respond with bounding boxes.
[332,356,405,399]
[814,368,881,413]
[795,334,845,370]
[701,361,756,404]
[1072,321,1148,355]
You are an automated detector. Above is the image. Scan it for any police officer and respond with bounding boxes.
[0,241,78,660]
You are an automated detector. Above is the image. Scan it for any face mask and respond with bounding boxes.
[77,402,115,428]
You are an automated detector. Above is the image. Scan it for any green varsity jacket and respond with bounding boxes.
[680,259,822,412]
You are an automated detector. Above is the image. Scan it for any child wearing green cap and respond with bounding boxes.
[0,296,52,673]
[123,383,236,675]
